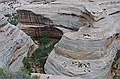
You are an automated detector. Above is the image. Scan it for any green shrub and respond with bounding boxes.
[4,14,11,17]
[39,37,51,46]
[30,36,35,41]
[9,20,18,26]
[13,15,19,19]
[22,57,33,74]
[113,75,120,79]
[4,13,19,26]
[39,32,51,46]
[23,33,58,73]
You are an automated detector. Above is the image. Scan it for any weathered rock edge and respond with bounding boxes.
[0,14,36,72]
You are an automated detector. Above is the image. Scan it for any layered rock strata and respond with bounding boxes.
[0,14,35,72]
[17,23,63,39]
[17,0,120,79]
[0,0,55,15]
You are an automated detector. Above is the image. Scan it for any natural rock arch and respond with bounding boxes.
[16,0,120,79]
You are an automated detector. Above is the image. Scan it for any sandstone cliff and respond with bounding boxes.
[0,14,35,72]
[17,0,120,79]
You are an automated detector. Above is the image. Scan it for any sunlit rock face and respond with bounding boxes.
[0,0,56,15]
[44,0,120,79]
[16,0,120,79]
[0,14,35,72]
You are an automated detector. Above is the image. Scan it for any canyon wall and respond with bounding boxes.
[17,0,120,79]
[16,9,69,38]
[16,10,63,38]
[0,14,36,72]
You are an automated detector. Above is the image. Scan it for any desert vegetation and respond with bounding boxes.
[4,13,19,26]
[23,32,58,73]
[111,51,120,79]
